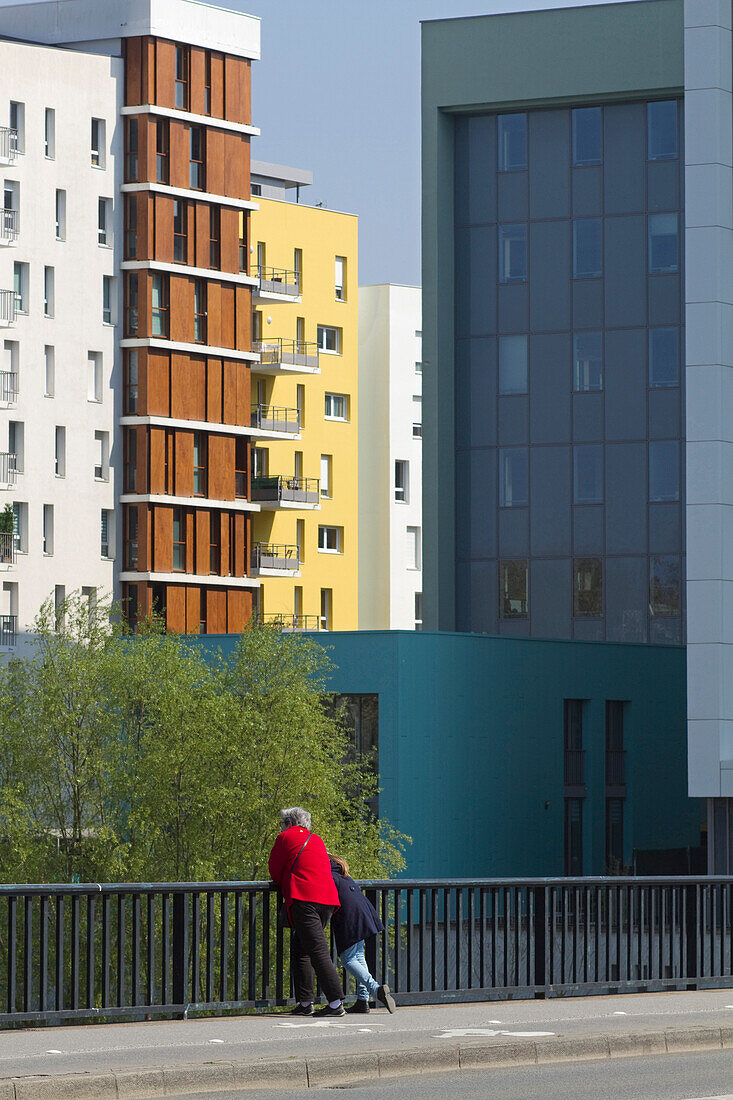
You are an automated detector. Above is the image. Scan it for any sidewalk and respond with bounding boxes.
[0,988,732,1097]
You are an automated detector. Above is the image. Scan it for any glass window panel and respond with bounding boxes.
[497,113,527,171]
[498,224,527,283]
[648,213,679,274]
[649,327,679,387]
[647,100,677,160]
[649,440,679,501]
[499,447,528,507]
[573,444,603,504]
[572,107,602,166]
[499,559,528,618]
[650,554,681,616]
[574,557,602,617]
[573,219,602,278]
[498,334,527,394]
[573,331,602,392]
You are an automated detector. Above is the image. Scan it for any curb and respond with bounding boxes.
[3,1024,733,1097]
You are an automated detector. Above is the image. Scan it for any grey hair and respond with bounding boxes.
[280,806,311,831]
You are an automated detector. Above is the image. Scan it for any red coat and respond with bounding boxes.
[268,826,340,915]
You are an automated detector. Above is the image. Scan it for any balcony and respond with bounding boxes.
[564,749,585,788]
[0,128,18,166]
[0,372,18,409]
[0,453,17,490]
[0,614,16,646]
[250,404,299,435]
[254,266,301,301]
[251,543,300,576]
[253,339,319,374]
[0,290,15,328]
[250,475,320,509]
[262,613,320,632]
[606,749,626,788]
[0,209,18,246]
[0,533,15,568]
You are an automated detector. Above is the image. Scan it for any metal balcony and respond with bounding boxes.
[0,372,18,408]
[0,290,16,328]
[564,749,585,788]
[262,613,320,632]
[250,475,319,508]
[251,543,300,575]
[0,614,16,645]
[0,533,15,567]
[253,339,319,373]
[0,209,18,246]
[0,453,17,490]
[255,266,301,298]
[0,128,18,166]
[606,749,626,787]
[250,404,299,434]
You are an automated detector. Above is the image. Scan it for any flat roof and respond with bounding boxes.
[251,160,313,189]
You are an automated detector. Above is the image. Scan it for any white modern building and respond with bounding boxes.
[358,284,422,630]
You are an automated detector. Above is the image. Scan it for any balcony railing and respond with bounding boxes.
[564,749,585,787]
[0,533,15,567]
[0,209,18,244]
[0,453,17,490]
[262,613,320,632]
[256,266,300,297]
[0,289,15,327]
[0,372,18,406]
[253,339,319,371]
[250,404,299,434]
[251,543,300,573]
[235,470,247,498]
[0,127,18,164]
[250,475,319,506]
[606,749,626,787]
[0,614,16,645]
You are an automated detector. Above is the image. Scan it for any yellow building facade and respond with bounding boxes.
[248,163,358,629]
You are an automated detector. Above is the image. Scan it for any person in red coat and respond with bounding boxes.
[268,806,345,1016]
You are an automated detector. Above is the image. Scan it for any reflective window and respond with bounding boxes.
[499,559,528,619]
[497,113,527,171]
[648,213,679,274]
[572,107,601,166]
[573,558,602,618]
[573,219,602,278]
[498,334,527,394]
[650,555,681,617]
[649,440,679,501]
[649,327,679,387]
[573,444,603,504]
[573,332,602,392]
[647,100,677,160]
[498,224,527,283]
[499,447,528,507]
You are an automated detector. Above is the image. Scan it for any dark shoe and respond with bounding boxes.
[314,1003,345,1017]
[291,1003,314,1016]
[377,984,396,1013]
[346,999,370,1014]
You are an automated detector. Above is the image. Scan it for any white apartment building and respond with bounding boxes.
[358,284,422,630]
[0,36,122,645]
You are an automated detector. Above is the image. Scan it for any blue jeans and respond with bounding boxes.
[339,940,379,1001]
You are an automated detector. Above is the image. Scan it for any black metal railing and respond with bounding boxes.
[0,209,18,243]
[250,475,319,505]
[0,452,17,487]
[2,877,733,1026]
[0,128,18,163]
[0,289,15,326]
[606,750,626,787]
[0,533,15,566]
[564,750,585,787]
[256,267,300,297]
[251,544,300,573]
[261,614,320,632]
[0,371,18,405]
[0,613,16,646]
[250,404,300,434]
[253,339,319,371]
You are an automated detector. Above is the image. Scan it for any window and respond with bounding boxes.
[94,431,109,481]
[173,199,187,263]
[412,395,422,438]
[4,178,17,216]
[125,430,137,492]
[189,126,205,190]
[43,504,54,555]
[125,272,138,335]
[499,560,528,618]
[295,384,305,429]
[406,526,421,570]
[13,262,28,313]
[320,453,332,498]
[44,108,55,159]
[573,332,602,391]
[125,194,137,259]
[250,182,261,197]
[650,555,680,617]
[91,118,105,168]
[54,585,66,631]
[649,327,679,387]
[605,700,625,782]
[124,350,138,413]
[9,102,24,153]
[194,279,207,343]
[648,213,679,274]
[156,118,169,183]
[647,100,677,160]
[335,256,346,300]
[151,274,169,337]
[209,513,220,574]
[572,106,601,166]
[172,508,185,570]
[204,50,212,115]
[649,440,679,501]
[8,420,23,472]
[565,798,583,876]
[497,113,527,171]
[317,325,341,353]
[498,334,528,394]
[573,444,603,504]
[318,525,342,553]
[573,219,602,278]
[606,798,624,873]
[98,197,111,246]
[12,501,26,553]
[44,345,54,397]
[175,45,190,110]
[101,509,112,559]
[193,432,207,495]
[498,224,527,283]
[394,459,409,503]
[239,223,247,271]
[209,206,220,269]
[125,118,138,181]
[55,189,66,240]
[294,248,303,292]
[414,592,423,631]
[43,266,54,318]
[499,448,528,507]
[320,587,332,631]
[252,446,267,478]
[573,558,602,617]
[88,351,102,402]
[415,361,423,374]
[124,506,139,569]
[54,425,66,477]
[102,275,114,324]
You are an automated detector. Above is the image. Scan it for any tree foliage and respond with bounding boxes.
[0,593,408,885]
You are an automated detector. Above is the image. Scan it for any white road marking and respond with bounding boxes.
[435,1028,555,1039]
[276,1020,385,1029]
[45,1049,64,1054]
[613,1011,627,1015]
[208,1039,225,1044]
[358,1028,373,1032]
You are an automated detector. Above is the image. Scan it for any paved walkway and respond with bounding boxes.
[0,988,732,1096]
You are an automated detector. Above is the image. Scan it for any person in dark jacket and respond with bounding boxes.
[329,855,396,1014]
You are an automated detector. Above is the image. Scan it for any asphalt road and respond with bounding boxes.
[164,1050,733,1099]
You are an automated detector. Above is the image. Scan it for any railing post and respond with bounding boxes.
[533,885,546,994]
[685,883,698,985]
[172,891,189,1015]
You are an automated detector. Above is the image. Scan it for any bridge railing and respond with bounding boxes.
[0,876,732,1026]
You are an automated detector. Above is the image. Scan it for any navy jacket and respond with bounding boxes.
[329,862,384,955]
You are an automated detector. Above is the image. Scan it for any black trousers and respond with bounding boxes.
[290,900,344,1004]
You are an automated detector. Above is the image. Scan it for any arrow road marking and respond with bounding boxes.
[436,1028,555,1039]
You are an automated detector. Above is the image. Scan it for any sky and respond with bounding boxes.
[0,0,633,285]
